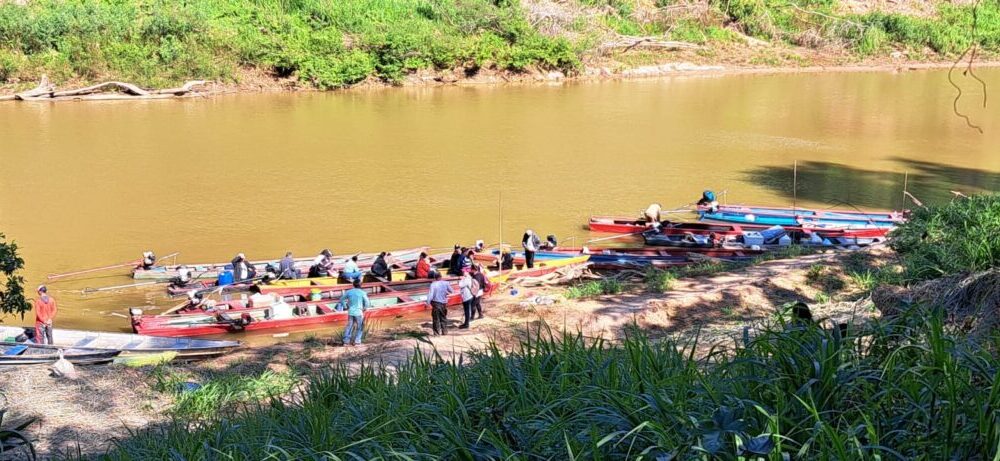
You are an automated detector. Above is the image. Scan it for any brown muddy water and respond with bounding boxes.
[1,68,998,343]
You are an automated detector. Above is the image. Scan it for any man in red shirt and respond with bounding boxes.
[34,285,57,345]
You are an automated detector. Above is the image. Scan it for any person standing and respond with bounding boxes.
[470,264,487,320]
[414,252,431,279]
[459,271,474,329]
[522,230,540,269]
[336,279,370,346]
[231,253,255,281]
[33,285,57,345]
[426,272,454,335]
[342,255,363,282]
[279,252,299,279]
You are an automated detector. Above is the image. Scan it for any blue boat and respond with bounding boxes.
[699,209,899,229]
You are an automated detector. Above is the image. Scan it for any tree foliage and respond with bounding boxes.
[0,234,30,318]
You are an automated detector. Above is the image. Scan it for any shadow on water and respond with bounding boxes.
[743,160,1000,209]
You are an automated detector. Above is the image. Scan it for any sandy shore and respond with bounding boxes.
[0,246,894,458]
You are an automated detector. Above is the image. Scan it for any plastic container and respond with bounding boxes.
[310,289,322,302]
[742,231,765,247]
[217,270,234,286]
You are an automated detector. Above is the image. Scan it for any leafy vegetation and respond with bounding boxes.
[565,277,623,298]
[85,307,1000,459]
[890,194,1000,280]
[150,366,297,420]
[0,233,29,318]
[0,0,996,90]
[0,0,579,89]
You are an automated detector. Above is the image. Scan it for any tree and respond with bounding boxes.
[0,234,30,318]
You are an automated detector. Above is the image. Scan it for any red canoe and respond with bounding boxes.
[130,281,469,337]
[589,216,890,239]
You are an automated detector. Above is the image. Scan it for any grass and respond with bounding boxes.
[1,0,998,90]
[565,277,623,298]
[150,365,297,420]
[0,0,579,89]
[81,306,1000,459]
[890,194,1000,280]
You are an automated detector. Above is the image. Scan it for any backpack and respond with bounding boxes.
[470,277,481,296]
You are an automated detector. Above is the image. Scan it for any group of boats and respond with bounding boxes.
[0,200,905,365]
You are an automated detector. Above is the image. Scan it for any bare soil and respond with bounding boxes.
[0,247,896,458]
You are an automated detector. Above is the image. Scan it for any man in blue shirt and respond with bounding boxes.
[336,279,370,346]
[426,272,454,335]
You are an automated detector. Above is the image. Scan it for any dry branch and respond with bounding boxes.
[601,36,701,53]
[1,77,209,102]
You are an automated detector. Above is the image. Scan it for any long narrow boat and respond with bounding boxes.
[698,204,904,228]
[588,216,891,239]
[589,217,744,236]
[0,344,120,365]
[166,252,450,296]
[135,247,428,281]
[257,272,511,302]
[549,246,760,269]
[0,326,241,359]
[129,282,469,337]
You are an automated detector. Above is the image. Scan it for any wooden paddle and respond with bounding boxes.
[48,251,180,280]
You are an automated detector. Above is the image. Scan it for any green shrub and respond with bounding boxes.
[84,308,1000,460]
[565,278,623,298]
[644,267,675,292]
[890,194,1000,280]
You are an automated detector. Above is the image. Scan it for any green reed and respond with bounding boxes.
[79,304,1000,460]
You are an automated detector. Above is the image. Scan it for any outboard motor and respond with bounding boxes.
[546,235,558,248]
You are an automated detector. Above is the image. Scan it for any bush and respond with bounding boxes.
[85,308,1000,460]
[0,0,582,89]
[890,194,1000,280]
[565,278,623,298]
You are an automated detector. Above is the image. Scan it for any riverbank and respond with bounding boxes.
[1,0,997,95]
[0,246,891,457]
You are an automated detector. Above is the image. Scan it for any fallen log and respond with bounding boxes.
[601,36,701,53]
[2,77,209,102]
[0,74,56,101]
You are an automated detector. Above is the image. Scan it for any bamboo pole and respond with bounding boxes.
[792,160,798,211]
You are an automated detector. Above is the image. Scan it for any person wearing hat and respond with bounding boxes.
[697,190,719,213]
[34,285,57,345]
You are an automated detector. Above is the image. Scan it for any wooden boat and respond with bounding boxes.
[129,282,469,337]
[473,252,591,276]
[165,252,450,296]
[257,272,510,302]
[0,344,120,365]
[589,216,892,239]
[698,204,904,228]
[135,247,428,281]
[549,246,760,269]
[0,326,241,359]
[261,252,452,289]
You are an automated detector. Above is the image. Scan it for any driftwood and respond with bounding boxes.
[602,36,701,53]
[1,76,209,102]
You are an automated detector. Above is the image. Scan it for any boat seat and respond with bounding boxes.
[4,345,29,356]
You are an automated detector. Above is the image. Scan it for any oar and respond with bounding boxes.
[82,280,165,294]
[586,231,645,244]
[47,259,140,280]
[51,251,181,280]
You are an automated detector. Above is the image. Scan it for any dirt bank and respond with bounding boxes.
[0,247,892,458]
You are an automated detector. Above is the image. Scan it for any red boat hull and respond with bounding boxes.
[589,216,890,239]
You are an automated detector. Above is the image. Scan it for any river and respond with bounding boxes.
[1,68,998,339]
